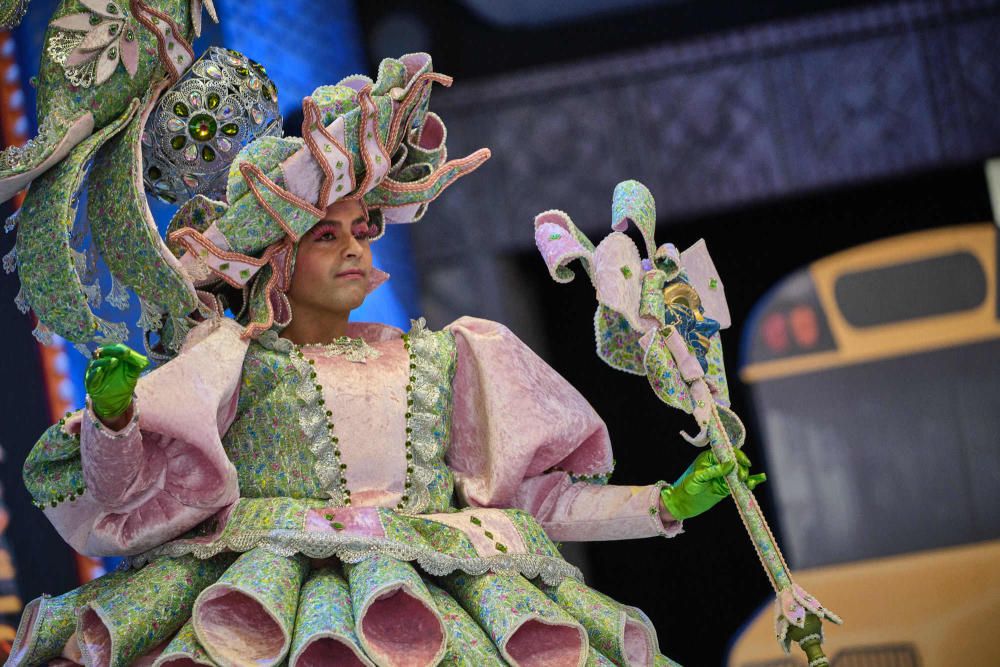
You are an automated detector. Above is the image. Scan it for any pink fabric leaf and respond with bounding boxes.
[120,32,138,77]
[190,0,203,37]
[367,267,389,294]
[534,220,593,285]
[81,0,123,18]
[50,12,96,31]
[593,232,645,331]
[64,45,100,67]
[680,238,731,329]
[93,40,122,86]
[77,20,122,51]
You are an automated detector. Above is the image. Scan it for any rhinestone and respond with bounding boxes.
[226,55,242,66]
[106,2,118,13]
[170,135,186,150]
[188,91,203,109]
[89,14,101,24]
[182,174,199,188]
[218,104,236,119]
[183,144,198,162]
[147,166,161,179]
[204,63,223,80]
[207,92,220,110]
[217,137,233,152]
[107,47,117,59]
[250,108,263,125]
[166,117,185,132]
[235,66,249,78]
[201,146,216,162]
[188,114,217,141]
[221,123,239,136]
[173,102,189,117]
[124,29,134,42]
[108,23,119,36]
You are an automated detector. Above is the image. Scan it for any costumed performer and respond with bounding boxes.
[7,46,764,667]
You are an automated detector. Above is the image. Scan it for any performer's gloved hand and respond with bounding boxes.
[659,449,765,521]
[85,343,149,425]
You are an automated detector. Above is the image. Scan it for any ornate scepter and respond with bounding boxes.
[534,180,842,665]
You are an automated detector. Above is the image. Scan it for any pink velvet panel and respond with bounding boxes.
[357,587,445,667]
[194,587,287,667]
[445,317,614,509]
[46,319,246,557]
[293,637,371,667]
[504,619,586,667]
[77,607,113,667]
[514,474,682,542]
[623,617,654,667]
[305,326,408,508]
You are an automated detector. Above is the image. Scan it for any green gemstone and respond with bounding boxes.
[188,113,218,141]
[207,92,220,110]
[170,135,186,150]
[89,14,101,24]
[174,102,189,117]
[221,123,239,136]
[484,530,493,539]
[107,3,118,14]
[202,146,216,162]
[148,166,161,179]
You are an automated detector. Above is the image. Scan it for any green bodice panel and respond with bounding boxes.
[223,327,457,511]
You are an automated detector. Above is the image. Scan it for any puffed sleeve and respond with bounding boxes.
[23,317,247,557]
[444,316,682,542]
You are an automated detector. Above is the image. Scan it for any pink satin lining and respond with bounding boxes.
[293,636,370,667]
[505,619,586,667]
[358,587,445,667]
[195,587,286,666]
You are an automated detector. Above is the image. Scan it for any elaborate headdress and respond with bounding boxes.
[3,0,488,360]
[167,52,490,340]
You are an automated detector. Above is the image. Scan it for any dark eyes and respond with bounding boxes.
[314,226,371,242]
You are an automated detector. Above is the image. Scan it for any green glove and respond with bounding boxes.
[659,449,766,521]
[84,344,149,421]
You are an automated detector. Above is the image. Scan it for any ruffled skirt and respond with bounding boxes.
[8,550,680,667]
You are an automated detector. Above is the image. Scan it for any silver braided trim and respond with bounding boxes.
[808,657,830,667]
[797,633,823,645]
[399,318,447,514]
[124,530,583,586]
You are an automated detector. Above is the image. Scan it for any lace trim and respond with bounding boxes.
[256,330,347,504]
[299,337,381,363]
[399,318,449,514]
[124,531,583,586]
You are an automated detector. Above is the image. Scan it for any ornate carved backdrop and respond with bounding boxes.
[414,0,1000,326]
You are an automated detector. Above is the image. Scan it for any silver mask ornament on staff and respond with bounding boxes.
[141,46,282,204]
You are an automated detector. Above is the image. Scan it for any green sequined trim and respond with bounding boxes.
[23,414,86,509]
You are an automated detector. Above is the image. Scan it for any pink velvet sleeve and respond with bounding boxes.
[445,316,682,542]
[44,318,247,557]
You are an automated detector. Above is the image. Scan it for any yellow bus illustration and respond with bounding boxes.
[730,224,1000,666]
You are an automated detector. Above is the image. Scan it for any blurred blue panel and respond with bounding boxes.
[217,0,419,329]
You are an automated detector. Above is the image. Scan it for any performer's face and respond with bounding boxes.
[286,199,374,317]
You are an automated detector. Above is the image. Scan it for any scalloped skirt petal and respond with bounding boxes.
[9,550,677,667]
